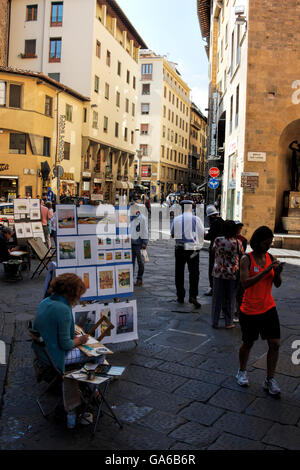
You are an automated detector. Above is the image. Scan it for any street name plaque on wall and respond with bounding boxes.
[247,152,266,162]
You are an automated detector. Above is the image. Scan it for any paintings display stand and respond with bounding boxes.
[13,199,53,276]
[55,204,138,347]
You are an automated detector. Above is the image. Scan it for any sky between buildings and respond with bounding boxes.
[117,0,209,115]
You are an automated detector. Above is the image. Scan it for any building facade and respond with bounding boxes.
[198,0,300,243]
[0,67,88,199]
[189,102,207,191]
[136,49,191,199]
[8,0,147,202]
[0,0,10,66]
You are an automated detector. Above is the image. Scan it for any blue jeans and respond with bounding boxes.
[132,244,144,280]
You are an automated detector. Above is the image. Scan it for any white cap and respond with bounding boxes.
[235,220,244,226]
[206,205,219,217]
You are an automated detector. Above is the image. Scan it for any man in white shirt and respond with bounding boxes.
[170,200,204,308]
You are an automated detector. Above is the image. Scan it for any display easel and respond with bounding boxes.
[28,238,56,279]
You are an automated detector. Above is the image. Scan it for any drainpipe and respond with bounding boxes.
[6,0,11,66]
[41,0,46,72]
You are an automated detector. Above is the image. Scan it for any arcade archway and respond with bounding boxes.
[276,119,300,230]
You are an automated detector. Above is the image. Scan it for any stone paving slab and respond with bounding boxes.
[248,368,299,394]
[137,410,187,434]
[178,401,225,426]
[157,361,229,385]
[112,402,153,424]
[213,411,273,441]
[177,353,209,368]
[174,379,219,402]
[208,432,266,450]
[208,388,257,412]
[245,397,300,425]
[170,442,198,451]
[220,377,269,398]
[252,353,300,377]
[262,423,300,450]
[122,365,188,393]
[169,421,221,448]
[152,347,192,363]
[131,389,192,414]
[130,354,164,369]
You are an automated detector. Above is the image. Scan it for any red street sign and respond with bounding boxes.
[209,167,220,178]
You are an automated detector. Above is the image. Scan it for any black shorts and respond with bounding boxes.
[239,307,280,344]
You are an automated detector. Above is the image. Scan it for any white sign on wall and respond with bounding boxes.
[247,152,266,162]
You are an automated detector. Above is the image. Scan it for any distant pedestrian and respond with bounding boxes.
[171,200,204,308]
[235,220,247,252]
[234,220,248,321]
[144,194,151,215]
[236,226,283,396]
[41,200,51,248]
[51,210,57,247]
[211,220,244,329]
[160,192,165,205]
[130,210,148,287]
[204,205,225,296]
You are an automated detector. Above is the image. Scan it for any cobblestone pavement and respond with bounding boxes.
[0,240,300,450]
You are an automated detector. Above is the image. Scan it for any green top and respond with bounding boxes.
[32,293,75,372]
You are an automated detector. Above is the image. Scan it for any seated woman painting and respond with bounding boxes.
[33,273,101,373]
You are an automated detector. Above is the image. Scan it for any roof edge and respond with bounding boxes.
[0,66,90,101]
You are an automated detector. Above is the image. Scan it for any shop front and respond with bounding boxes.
[91,178,103,203]
[0,175,18,201]
[81,171,91,198]
[60,172,76,197]
[115,181,129,203]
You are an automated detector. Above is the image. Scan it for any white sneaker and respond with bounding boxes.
[236,369,249,387]
[263,377,281,396]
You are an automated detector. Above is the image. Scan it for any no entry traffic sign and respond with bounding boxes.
[209,167,220,178]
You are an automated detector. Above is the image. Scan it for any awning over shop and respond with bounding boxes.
[0,176,18,179]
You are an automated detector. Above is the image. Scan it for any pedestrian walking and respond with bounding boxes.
[41,200,51,248]
[236,226,284,396]
[171,200,204,308]
[204,205,225,296]
[234,220,248,322]
[211,220,244,329]
[144,194,151,215]
[235,220,247,252]
[130,209,148,287]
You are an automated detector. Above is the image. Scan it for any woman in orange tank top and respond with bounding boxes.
[236,226,284,396]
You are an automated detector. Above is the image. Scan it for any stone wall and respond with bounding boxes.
[243,0,300,238]
[0,0,9,66]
